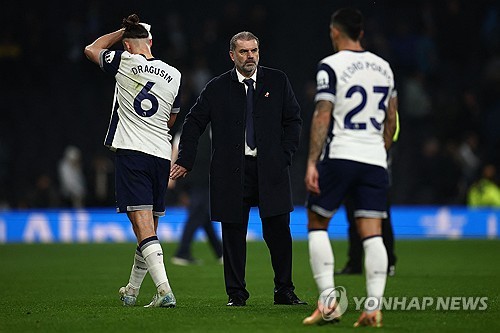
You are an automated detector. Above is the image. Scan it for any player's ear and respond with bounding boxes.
[122,40,130,52]
[330,25,338,40]
[229,50,235,62]
[359,30,364,41]
[149,39,153,47]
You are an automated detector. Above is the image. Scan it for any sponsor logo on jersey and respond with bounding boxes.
[105,51,115,64]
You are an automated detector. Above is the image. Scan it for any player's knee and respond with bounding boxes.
[307,210,330,230]
[356,218,382,239]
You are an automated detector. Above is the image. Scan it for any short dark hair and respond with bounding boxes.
[229,31,259,51]
[330,8,364,41]
[122,14,149,39]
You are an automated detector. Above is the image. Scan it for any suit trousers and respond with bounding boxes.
[344,195,397,270]
[221,156,294,300]
[175,187,223,260]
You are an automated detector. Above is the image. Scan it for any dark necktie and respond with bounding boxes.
[243,78,256,149]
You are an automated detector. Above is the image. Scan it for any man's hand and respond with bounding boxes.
[170,163,188,180]
[305,161,320,195]
[84,28,124,64]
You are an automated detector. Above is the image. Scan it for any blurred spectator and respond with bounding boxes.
[457,132,481,199]
[190,56,212,94]
[58,146,87,208]
[401,71,432,122]
[412,137,461,204]
[89,154,114,207]
[461,90,482,135]
[400,70,433,146]
[467,164,500,207]
[25,174,60,208]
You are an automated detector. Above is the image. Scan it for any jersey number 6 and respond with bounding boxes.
[133,81,159,117]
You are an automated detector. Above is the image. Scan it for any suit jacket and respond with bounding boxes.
[176,66,302,223]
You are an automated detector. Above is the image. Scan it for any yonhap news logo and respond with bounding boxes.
[318,286,348,321]
[352,296,489,311]
[319,286,488,317]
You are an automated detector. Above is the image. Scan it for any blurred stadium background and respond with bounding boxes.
[1,0,500,242]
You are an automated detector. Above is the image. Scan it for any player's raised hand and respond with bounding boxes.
[170,163,188,180]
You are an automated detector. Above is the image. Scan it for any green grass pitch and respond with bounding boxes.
[1,239,499,332]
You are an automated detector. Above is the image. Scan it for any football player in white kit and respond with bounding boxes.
[84,14,181,308]
[303,8,397,327]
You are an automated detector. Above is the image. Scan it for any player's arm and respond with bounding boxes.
[308,100,332,165]
[305,100,333,195]
[84,29,124,65]
[168,114,177,129]
[168,132,181,188]
[383,95,398,150]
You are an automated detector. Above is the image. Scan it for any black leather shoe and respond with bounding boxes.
[274,290,307,305]
[227,297,246,306]
[335,266,362,275]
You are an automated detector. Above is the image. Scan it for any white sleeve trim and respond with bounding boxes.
[98,49,108,69]
[314,92,336,104]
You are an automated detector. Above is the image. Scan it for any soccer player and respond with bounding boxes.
[84,14,181,308]
[303,8,397,327]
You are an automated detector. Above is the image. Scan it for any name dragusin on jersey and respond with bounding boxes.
[131,65,174,83]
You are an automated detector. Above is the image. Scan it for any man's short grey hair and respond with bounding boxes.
[229,31,259,51]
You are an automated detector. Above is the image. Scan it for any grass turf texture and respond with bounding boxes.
[0,240,499,332]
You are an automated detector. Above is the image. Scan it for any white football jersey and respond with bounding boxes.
[315,50,396,168]
[100,50,181,160]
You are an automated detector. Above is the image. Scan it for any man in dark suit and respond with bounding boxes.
[170,31,305,307]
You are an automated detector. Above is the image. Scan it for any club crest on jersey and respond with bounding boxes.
[105,51,115,64]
